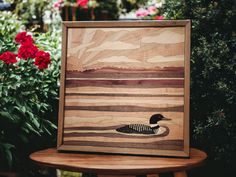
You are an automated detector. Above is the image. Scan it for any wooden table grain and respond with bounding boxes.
[30,148,207,177]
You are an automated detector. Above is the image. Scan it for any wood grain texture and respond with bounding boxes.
[183,20,191,156]
[58,21,190,157]
[30,148,206,175]
[57,23,67,148]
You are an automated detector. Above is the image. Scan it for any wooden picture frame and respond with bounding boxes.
[57,20,190,157]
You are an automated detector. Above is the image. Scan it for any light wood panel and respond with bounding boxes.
[58,21,190,157]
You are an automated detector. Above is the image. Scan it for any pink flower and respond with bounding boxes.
[154,15,164,20]
[148,6,157,15]
[0,51,17,64]
[135,9,149,17]
[53,0,63,8]
[53,2,61,8]
[77,0,88,7]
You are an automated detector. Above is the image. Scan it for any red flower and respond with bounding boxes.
[0,51,17,64]
[77,0,88,7]
[34,51,51,69]
[154,15,164,20]
[15,32,33,44]
[18,42,38,60]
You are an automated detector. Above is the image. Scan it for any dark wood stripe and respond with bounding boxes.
[64,125,123,131]
[66,67,184,74]
[65,93,183,97]
[66,72,184,79]
[63,140,184,150]
[65,105,184,112]
[66,80,184,88]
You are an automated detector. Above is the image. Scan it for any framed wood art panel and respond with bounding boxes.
[57,20,190,157]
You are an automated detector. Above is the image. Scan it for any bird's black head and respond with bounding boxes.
[149,114,171,124]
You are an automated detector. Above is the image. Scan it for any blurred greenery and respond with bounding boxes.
[14,0,50,30]
[120,0,147,13]
[94,0,119,20]
[164,0,236,177]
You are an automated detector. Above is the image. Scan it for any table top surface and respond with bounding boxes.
[30,148,207,175]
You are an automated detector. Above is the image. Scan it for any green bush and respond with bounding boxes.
[94,0,119,20]
[13,0,50,30]
[164,0,236,176]
[0,11,61,176]
[120,0,147,13]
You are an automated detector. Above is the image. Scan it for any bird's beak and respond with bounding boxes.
[162,117,172,121]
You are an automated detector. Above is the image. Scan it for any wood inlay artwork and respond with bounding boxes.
[58,21,191,157]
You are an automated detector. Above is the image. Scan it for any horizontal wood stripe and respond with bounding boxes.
[65,105,184,112]
[66,95,183,100]
[64,136,172,144]
[63,140,184,150]
[64,110,184,119]
[63,128,183,141]
[66,67,184,74]
[63,131,169,139]
[66,79,184,88]
[66,78,184,81]
[65,93,183,97]
[65,95,183,108]
[63,115,182,122]
[66,72,184,79]
[65,102,183,108]
[65,87,184,95]
[64,125,122,131]
[63,129,172,143]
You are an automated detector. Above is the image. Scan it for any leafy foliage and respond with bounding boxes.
[164,0,236,176]
[120,0,147,13]
[0,11,23,53]
[0,11,61,176]
[94,0,119,20]
[13,0,51,30]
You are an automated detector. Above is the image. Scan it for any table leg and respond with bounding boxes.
[174,171,187,177]
[98,175,135,177]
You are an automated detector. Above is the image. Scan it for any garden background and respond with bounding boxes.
[0,0,235,177]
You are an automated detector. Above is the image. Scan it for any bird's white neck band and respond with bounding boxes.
[150,124,158,128]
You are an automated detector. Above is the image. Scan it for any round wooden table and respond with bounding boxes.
[30,148,207,177]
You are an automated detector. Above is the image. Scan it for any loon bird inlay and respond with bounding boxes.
[116,114,171,135]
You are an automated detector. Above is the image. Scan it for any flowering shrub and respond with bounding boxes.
[0,14,60,174]
[55,0,119,21]
[54,0,98,9]
[135,5,164,20]
[0,52,17,64]
[0,32,51,69]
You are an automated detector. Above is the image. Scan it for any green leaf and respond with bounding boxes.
[0,111,14,121]
[0,143,15,167]
[24,123,40,136]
